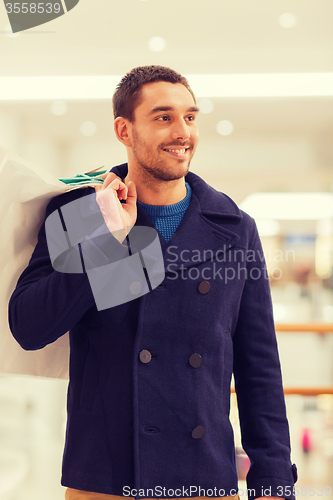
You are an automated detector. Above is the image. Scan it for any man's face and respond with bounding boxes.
[128,81,199,182]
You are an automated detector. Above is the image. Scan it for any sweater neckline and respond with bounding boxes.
[137,182,191,217]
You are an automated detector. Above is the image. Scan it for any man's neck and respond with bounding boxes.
[124,170,187,206]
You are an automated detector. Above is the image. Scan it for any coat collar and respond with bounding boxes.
[111,162,242,219]
[111,163,243,272]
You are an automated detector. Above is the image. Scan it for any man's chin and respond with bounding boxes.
[160,164,190,182]
[136,157,191,182]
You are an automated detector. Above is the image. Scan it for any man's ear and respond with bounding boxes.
[114,117,132,147]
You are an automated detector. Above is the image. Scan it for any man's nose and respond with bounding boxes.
[170,118,191,141]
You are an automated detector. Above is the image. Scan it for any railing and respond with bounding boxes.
[230,387,333,395]
[231,324,333,396]
[275,323,333,334]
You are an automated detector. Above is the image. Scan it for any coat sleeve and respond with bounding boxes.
[232,217,297,500]
[8,191,127,351]
[8,194,95,351]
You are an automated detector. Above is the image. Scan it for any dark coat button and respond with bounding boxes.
[191,425,205,439]
[139,349,152,363]
[189,353,202,368]
[198,281,210,294]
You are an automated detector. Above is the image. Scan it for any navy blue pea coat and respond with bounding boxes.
[9,163,297,499]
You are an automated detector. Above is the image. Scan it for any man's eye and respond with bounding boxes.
[187,115,195,121]
[157,116,169,121]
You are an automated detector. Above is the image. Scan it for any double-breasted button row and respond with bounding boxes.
[139,350,202,367]
[138,350,205,439]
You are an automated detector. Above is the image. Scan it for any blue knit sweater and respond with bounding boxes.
[137,182,192,242]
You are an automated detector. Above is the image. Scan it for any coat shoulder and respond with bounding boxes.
[45,186,95,217]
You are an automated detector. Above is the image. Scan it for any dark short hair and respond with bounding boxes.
[112,65,196,122]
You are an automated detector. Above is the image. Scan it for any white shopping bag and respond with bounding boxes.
[0,145,104,379]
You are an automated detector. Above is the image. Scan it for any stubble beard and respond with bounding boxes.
[132,130,195,185]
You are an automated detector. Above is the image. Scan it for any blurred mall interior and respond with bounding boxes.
[0,0,333,498]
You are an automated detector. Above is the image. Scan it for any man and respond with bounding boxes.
[9,66,297,500]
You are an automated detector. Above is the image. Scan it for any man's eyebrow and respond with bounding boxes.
[148,105,200,115]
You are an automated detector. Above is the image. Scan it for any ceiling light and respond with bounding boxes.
[51,100,68,116]
[148,37,166,52]
[1,73,333,100]
[240,193,333,220]
[279,13,297,28]
[197,98,214,114]
[216,120,233,136]
[188,73,333,97]
[80,121,97,137]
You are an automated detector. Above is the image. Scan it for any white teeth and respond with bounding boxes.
[166,148,186,154]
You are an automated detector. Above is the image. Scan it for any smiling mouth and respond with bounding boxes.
[163,147,189,157]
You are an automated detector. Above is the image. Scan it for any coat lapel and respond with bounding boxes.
[111,163,243,273]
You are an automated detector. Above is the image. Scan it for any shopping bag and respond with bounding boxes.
[0,145,105,379]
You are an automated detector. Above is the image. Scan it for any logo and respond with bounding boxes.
[4,0,80,33]
[45,192,165,311]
